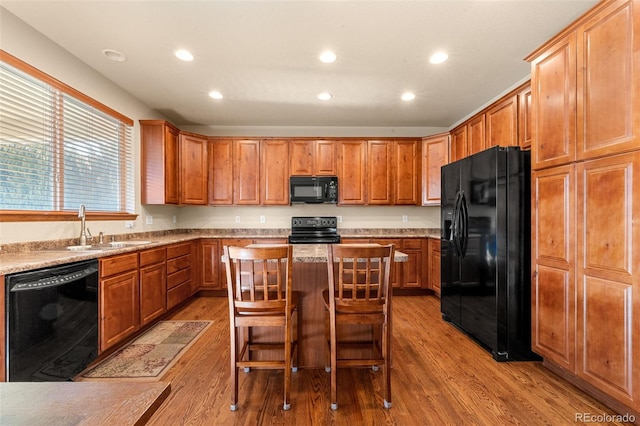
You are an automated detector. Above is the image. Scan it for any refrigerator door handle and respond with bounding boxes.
[459,191,469,258]
[452,190,463,258]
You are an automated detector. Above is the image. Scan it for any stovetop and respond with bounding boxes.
[288,216,341,244]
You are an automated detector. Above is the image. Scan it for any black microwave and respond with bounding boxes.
[290,176,338,204]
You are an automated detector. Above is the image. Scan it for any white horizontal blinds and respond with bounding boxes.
[0,62,56,210]
[0,57,134,213]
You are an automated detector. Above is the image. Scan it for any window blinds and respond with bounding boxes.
[0,59,134,213]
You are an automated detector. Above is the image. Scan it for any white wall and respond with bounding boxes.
[0,8,441,248]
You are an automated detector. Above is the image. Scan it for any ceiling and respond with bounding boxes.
[0,0,599,129]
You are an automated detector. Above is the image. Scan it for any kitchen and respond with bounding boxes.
[1,0,639,424]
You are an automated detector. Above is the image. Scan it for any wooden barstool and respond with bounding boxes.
[323,243,394,410]
[223,244,299,411]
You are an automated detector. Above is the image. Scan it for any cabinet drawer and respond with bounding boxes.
[100,253,139,278]
[430,238,441,252]
[167,280,192,310]
[168,267,191,290]
[167,255,191,275]
[167,243,192,259]
[140,247,166,267]
[402,239,422,250]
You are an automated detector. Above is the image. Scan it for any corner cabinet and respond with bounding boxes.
[528,0,640,413]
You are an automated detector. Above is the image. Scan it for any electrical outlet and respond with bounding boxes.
[402,215,408,223]
[125,221,135,229]
[172,215,177,224]
[145,215,153,225]
[235,216,241,223]
[337,216,342,223]
[260,215,266,223]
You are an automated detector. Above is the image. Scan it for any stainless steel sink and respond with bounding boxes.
[65,241,154,251]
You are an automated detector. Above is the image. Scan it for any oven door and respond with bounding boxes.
[5,260,99,381]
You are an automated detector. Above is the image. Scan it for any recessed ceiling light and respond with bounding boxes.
[102,49,127,62]
[429,51,448,64]
[174,49,194,62]
[401,92,416,101]
[317,92,332,101]
[209,91,223,100]
[319,50,337,64]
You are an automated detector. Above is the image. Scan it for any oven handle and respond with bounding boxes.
[9,264,98,292]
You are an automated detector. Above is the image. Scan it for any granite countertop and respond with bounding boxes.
[248,243,408,263]
[0,228,438,275]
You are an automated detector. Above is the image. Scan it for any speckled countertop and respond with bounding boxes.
[0,228,439,275]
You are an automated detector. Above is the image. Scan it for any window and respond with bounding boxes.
[0,51,134,219]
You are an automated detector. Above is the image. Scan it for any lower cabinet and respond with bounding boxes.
[166,242,194,310]
[428,238,441,296]
[99,253,140,353]
[139,247,167,326]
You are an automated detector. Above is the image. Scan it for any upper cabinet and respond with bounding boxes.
[233,140,261,205]
[179,132,208,205]
[290,140,336,176]
[261,139,289,205]
[517,85,532,150]
[140,120,180,205]
[394,140,421,205]
[486,95,518,149]
[422,133,449,206]
[337,140,367,205]
[450,125,467,163]
[529,0,639,170]
[467,114,486,156]
[367,140,393,205]
[208,139,233,205]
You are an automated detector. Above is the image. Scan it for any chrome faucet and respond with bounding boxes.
[78,204,89,246]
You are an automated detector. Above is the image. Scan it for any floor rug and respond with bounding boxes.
[75,320,212,382]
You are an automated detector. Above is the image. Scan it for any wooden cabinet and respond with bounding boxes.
[261,140,289,205]
[576,152,640,406]
[394,140,420,205]
[208,139,233,205]
[234,140,261,205]
[528,0,640,411]
[139,247,166,326]
[140,120,179,205]
[367,141,393,205]
[486,94,518,148]
[428,239,441,296]
[290,139,336,176]
[371,238,402,288]
[219,238,253,289]
[467,114,486,156]
[450,125,467,163]
[400,239,423,288]
[422,133,449,206]
[179,132,208,205]
[166,242,193,310]
[531,165,576,371]
[337,140,367,205]
[99,253,140,353]
[201,239,219,290]
[517,84,532,150]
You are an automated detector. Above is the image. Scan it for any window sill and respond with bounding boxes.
[0,211,138,222]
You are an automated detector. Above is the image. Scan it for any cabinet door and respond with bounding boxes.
[530,33,577,169]
[394,140,420,205]
[467,114,485,156]
[337,140,367,205]
[367,140,393,205]
[576,0,639,161]
[450,125,467,163]
[429,239,441,296]
[179,133,208,205]
[576,152,640,405]
[100,270,139,352]
[422,134,449,206]
[201,240,219,290]
[140,120,179,205]
[234,140,260,205]
[209,139,234,205]
[486,95,517,148]
[290,140,313,176]
[139,262,166,326]
[261,139,289,205]
[400,239,422,288]
[517,84,533,150]
[219,238,253,289]
[371,238,401,288]
[315,140,337,175]
[531,165,576,371]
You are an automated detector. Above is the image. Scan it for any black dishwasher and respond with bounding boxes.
[5,259,99,381]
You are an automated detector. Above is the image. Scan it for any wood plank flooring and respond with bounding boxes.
[146,295,630,425]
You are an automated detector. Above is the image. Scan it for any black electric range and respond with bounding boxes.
[288,216,341,244]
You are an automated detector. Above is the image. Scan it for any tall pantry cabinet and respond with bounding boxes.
[528,0,640,412]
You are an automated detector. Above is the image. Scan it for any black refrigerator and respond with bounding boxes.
[440,146,539,362]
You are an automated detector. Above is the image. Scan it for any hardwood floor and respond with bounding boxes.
[146,295,629,425]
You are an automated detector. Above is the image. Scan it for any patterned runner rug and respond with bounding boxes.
[75,320,212,382]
